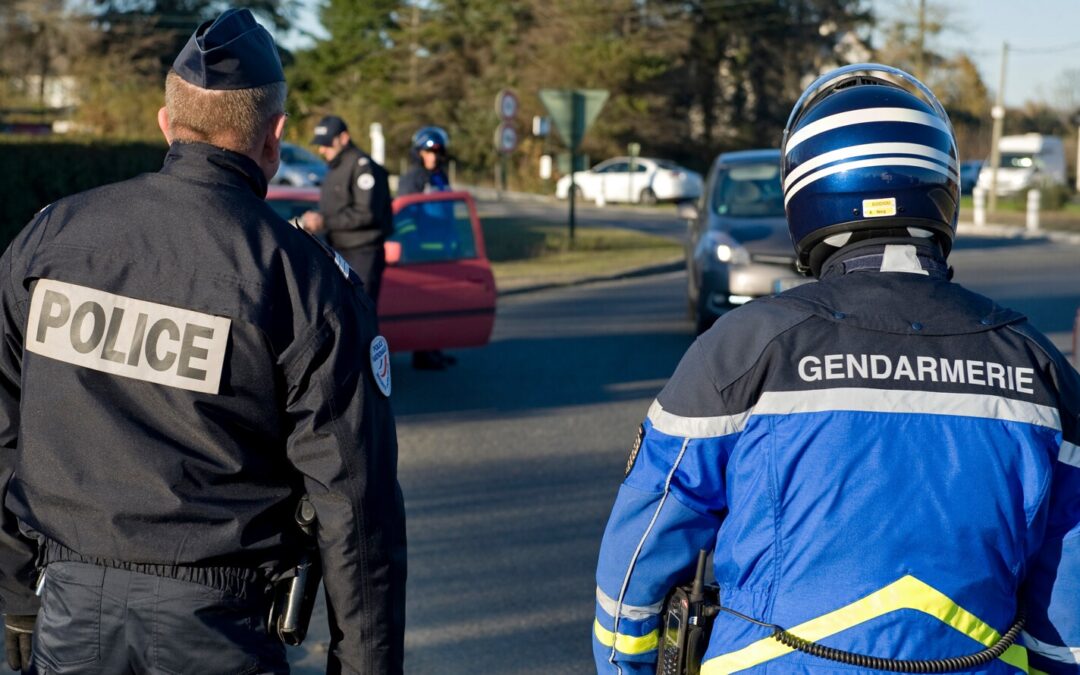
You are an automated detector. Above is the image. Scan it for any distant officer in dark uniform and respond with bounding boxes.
[0,9,406,674]
[301,115,393,308]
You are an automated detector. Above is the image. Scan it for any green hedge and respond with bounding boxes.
[0,137,166,250]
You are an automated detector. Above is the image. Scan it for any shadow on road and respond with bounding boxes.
[390,330,693,420]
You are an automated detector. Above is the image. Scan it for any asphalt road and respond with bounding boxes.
[287,202,1079,674]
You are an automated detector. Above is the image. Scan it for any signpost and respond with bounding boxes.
[539,88,609,240]
[494,89,519,193]
[627,141,641,203]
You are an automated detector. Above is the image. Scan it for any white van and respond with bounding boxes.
[976,134,1067,196]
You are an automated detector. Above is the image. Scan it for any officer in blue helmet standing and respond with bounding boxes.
[0,8,405,674]
[399,126,452,196]
[593,64,1079,674]
[398,126,459,370]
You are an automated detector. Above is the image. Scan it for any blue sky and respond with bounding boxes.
[873,0,1080,107]
[274,1,1080,108]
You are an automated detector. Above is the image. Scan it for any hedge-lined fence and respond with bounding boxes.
[0,137,166,250]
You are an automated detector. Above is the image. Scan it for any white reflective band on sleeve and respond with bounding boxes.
[753,388,1061,430]
[27,279,230,394]
[1061,441,1080,468]
[647,399,750,439]
[784,107,953,154]
[1022,631,1080,664]
[596,586,663,621]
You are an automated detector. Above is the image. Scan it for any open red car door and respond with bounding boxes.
[265,187,496,353]
[379,191,496,352]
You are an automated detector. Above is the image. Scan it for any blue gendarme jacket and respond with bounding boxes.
[594,242,1080,675]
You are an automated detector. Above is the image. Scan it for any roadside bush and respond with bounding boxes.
[1039,183,1072,211]
[0,137,165,250]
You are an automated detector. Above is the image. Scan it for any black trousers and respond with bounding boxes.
[339,246,386,309]
[30,561,287,674]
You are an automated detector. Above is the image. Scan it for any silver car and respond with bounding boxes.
[685,149,808,333]
[272,142,327,187]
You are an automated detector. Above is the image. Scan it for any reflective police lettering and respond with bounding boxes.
[795,352,1037,395]
[26,279,230,394]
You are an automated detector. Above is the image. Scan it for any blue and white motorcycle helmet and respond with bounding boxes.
[781,63,960,276]
[412,126,449,153]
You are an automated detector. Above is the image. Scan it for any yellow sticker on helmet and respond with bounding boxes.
[863,198,897,218]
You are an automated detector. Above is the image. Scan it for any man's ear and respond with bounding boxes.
[157,107,172,143]
[259,112,288,179]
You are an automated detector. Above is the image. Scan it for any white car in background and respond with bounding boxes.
[555,157,703,204]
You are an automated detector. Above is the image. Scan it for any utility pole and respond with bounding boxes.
[915,0,926,81]
[988,41,1009,215]
[409,4,420,88]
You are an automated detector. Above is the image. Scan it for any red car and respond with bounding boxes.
[266,186,496,352]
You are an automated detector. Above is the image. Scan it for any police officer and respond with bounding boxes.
[398,126,458,370]
[594,64,1079,674]
[0,9,406,674]
[399,126,451,195]
[301,115,393,308]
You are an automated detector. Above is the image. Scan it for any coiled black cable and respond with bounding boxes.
[715,605,1025,673]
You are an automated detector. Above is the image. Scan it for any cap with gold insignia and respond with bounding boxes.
[173,8,284,90]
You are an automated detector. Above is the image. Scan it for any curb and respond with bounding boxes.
[497,259,683,297]
[957,221,1080,245]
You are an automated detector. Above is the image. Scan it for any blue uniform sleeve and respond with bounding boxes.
[593,340,739,674]
[1022,359,1080,675]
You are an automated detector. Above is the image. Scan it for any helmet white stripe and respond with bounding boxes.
[785,107,953,154]
[784,142,957,192]
[784,156,958,207]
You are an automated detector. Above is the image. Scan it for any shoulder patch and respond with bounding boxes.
[358,156,370,167]
[625,424,645,477]
[370,336,391,397]
[357,173,376,191]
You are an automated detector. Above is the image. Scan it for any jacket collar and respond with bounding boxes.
[327,141,356,169]
[159,141,269,198]
[819,239,950,281]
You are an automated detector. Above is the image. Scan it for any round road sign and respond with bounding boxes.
[496,89,519,121]
[494,123,518,154]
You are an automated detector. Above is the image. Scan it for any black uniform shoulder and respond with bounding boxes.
[397,166,427,196]
[778,272,1024,336]
[659,298,815,417]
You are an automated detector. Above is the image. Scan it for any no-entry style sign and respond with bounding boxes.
[495,89,519,121]
[494,123,518,154]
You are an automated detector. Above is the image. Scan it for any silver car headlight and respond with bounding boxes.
[705,232,751,265]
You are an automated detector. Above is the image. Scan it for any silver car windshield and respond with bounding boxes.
[712,162,785,218]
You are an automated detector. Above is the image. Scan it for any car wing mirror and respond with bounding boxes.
[677,200,699,220]
[385,240,402,265]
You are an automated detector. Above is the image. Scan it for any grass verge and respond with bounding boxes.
[480,216,683,292]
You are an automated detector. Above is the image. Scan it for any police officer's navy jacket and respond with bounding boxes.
[319,142,393,251]
[0,141,405,673]
[594,241,1080,674]
[397,163,450,196]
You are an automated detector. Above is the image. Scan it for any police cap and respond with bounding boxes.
[173,8,285,90]
[311,116,349,146]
